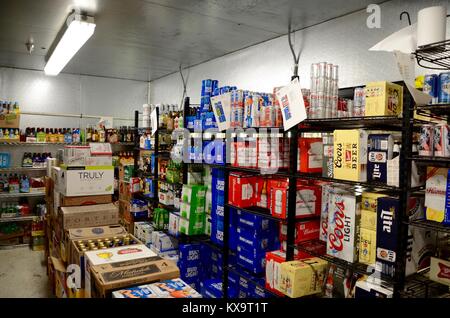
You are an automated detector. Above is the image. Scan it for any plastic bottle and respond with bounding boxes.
[3,174,9,192]
[20,175,30,193]
[64,128,73,144]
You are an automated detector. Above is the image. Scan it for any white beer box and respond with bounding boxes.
[326,189,361,263]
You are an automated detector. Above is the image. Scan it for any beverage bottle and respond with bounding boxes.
[13,102,20,114]
[45,128,50,142]
[20,175,30,193]
[4,129,9,139]
[65,128,73,143]
[86,127,92,142]
[3,173,9,192]
[58,128,65,143]
[0,128,3,139]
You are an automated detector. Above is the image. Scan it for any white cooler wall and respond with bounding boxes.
[149,0,450,104]
[0,67,148,129]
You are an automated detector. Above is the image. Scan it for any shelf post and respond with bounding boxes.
[286,125,298,261]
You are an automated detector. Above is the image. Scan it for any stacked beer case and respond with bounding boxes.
[45,143,180,298]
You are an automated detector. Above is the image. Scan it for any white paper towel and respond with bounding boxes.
[417,6,447,48]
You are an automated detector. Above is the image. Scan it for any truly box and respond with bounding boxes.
[59,203,119,230]
[326,189,361,263]
[429,257,450,287]
[60,194,112,207]
[359,228,377,265]
[179,215,205,236]
[279,258,328,298]
[84,244,158,297]
[333,129,368,182]
[181,185,207,204]
[425,167,450,224]
[228,172,256,208]
[63,146,91,166]
[180,202,205,219]
[59,165,114,196]
[364,81,403,116]
[376,197,400,278]
[367,134,394,184]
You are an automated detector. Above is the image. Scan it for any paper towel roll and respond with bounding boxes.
[417,6,447,48]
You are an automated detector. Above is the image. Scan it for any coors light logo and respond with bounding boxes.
[327,193,353,262]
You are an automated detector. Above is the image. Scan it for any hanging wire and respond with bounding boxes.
[400,11,411,26]
[179,64,187,110]
[288,16,302,80]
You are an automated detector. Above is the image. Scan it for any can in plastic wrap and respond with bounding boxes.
[434,123,450,157]
[419,124,434,156]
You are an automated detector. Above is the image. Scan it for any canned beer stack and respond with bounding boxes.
[422,71,450,104]
[419,123,450,158]
[310,62,339,119]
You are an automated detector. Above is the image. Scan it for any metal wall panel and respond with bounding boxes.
[149,0,450,105]
[0,67,147,129]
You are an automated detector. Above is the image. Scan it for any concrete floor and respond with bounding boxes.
[0,247,51,298]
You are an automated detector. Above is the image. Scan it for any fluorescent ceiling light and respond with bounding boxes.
[44,14,96,76]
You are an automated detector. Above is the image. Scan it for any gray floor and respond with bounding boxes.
[0,247,51,298]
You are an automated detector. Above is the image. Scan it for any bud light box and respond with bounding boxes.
[178,262,201,282]
[367,134,394,184]
[179,243,202,264]
[326,189,361,263]
[375,197,399,278]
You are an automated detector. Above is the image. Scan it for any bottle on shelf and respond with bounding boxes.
[64,128,73,144]
[20,175,30,193]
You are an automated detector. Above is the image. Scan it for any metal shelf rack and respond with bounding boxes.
[414,39,450,70]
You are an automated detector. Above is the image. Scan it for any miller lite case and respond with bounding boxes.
[367,134,393,184]
[375,197,399,278]
[326,189,361,263]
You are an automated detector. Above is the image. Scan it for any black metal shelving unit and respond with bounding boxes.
[136,79,450,298]
[414,39,450,70]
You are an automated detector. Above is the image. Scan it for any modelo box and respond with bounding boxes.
[326,189,361,263]
[59,203,119,230]
[364,81,403,116]
[57,165,114,196]
[84,244,179,298]
[333,129,368,182]
[279,258,328,298]
[367,134,394,184]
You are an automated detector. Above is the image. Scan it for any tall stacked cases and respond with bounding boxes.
[211,168,225,246]
[309,62,339,118]
[180,184,207,235]
[326,187,361,263]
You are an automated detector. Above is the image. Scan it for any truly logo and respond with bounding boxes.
[77,171,104,180]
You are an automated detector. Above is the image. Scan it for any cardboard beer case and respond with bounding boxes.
[59,203,119,230]
[84,244,178,298]
[425,167,450,224]
[60,194,112,207]
[333,129,368,182]
[58,165,114,197]
[326,189,361,263]
[364,81,403,116]
[429,257,450,287]
[367,134,394,184]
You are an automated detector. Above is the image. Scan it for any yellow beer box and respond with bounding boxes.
[279,258,328,298]
[359,228,377,265]
[361,192,387,213]
[333,129,368,182]
[365,81,403,116]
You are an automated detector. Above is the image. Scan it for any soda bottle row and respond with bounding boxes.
[0,128,20,140]
[22,127,81,143]
[0,202,30,218]
[0,101,20,115]
[0,174,30,193]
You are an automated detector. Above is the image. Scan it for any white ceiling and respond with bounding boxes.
[0,0,387,82]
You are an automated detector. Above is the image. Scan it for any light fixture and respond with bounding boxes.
[44,13,95,76]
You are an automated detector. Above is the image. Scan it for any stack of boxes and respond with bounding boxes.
[180,184,207,235]
[211,168,225,246]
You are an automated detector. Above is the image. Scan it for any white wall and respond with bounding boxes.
[0,67,148,130]
[149,0,450,105]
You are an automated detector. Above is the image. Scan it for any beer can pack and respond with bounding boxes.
[419,124,434,156]
[434,124,450,157]
[423,74,439,104]
[353,87,365,117]
[439,72,450,103]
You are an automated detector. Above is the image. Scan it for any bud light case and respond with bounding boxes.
[375,197,399,278]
